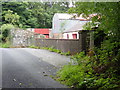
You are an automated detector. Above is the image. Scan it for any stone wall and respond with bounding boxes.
[11,29,34,47]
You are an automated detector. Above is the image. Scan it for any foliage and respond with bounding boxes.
[1,2,69,44]
[56,2,120,88]
[28,45,40,49]
[4,10,20,25]
[2,2,69,28]
[55,2,120,89]
[56,52,120,89]
[1,41,11,48]
[0,24,15,42]
[68,2,120,46]
[60,51,70,56]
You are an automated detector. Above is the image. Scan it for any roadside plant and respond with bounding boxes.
[56,51,120,89]
[1,41,11,48]
[28,45,40,49]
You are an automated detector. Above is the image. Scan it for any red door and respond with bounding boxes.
[72,34,77,39]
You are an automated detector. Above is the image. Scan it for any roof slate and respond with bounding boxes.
[63,21,90,33]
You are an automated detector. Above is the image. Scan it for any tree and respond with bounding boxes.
[0,24,15,42]
[66,2,120,88]
[4,10,20,25]
[1,2,69,43]
[2,2,69,28]
[69,2,120,41]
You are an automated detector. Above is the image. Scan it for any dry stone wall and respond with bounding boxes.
[11,29,34,47]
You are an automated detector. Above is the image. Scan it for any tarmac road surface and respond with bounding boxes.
[1,48,70,88]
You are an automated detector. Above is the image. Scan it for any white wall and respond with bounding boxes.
[63,32,79,39]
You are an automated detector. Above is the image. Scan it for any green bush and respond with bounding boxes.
[0,24,15,42]
[1,42,11,48]
[56,51,120,89]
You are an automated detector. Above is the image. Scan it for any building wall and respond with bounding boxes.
[52,13,83,39]
[52,14,60,34]
[63,32,79,39]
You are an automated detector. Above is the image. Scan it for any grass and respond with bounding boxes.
[28,45,40,49]
[0,41,11,48]
[29,45,71,56]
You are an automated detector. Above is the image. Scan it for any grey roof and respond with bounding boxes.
[55,13,73,19]
[54,13,86,20]
[63,21,90,33]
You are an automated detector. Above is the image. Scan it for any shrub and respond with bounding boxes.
[56,51,120,89]
[2,41,11,48]
[1,24,15,42]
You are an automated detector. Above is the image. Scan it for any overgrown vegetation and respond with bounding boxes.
[28,45,40,49]
[0,24,15,42]
[56,51,120,89]
[0,24,15,48]
[56,2,120,89]
[0,42,11,48]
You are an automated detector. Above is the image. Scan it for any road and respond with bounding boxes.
[1,48,70,88]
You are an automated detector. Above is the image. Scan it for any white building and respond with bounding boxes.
[63,21,90,39]
[51,13,90,39]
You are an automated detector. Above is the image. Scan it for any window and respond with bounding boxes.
[67,34,69,39]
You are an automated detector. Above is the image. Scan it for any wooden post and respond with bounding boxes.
[78,30,89,52]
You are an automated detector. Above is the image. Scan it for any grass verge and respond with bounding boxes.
[28,45,70,56]
[0,41,11,48]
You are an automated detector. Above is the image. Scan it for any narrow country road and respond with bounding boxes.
[1,48,70,88]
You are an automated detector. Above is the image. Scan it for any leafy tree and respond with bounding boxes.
[2,2,69,28]
[68,2,120,58]
[69,2,120,42]
[0,24,15,42]
[57,2,120,88]
[4,10,20,25]
[1,2,69,43]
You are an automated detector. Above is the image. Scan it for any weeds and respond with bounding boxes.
[28,45,40,49]
[56,51,120,89]
[29,45,70,56]
[0,41,11,48]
